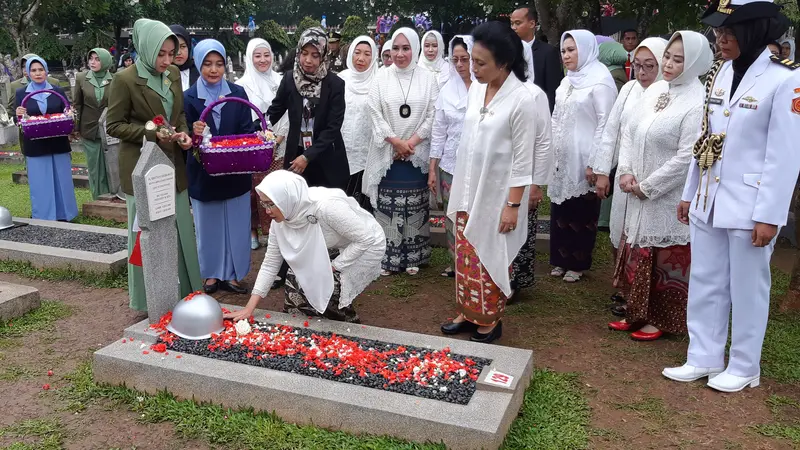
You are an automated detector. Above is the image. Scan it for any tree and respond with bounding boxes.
[255,20,293,54]
[296,16,321,37]
[0,0,45,55]
[341,16,367,45]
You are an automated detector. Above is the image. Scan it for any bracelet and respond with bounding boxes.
[507,202,521,208]
[301,155,309,162]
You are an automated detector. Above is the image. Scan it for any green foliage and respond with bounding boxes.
[0,28,15,54]
[28,27,68,60]
[0,260,128,289]
[0,300,73,339]
[70,28,114,60]
[256,20,293,54]
[296,16,322,37]
[218,32,246,59]
[341,16,367,45]
[0,418,66,450]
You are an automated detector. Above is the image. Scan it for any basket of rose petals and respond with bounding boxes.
[195,97,274,176]
[18,89,75,140]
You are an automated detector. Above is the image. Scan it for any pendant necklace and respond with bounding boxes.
[396,68,415,118]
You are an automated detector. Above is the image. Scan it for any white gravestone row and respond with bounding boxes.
[132,140,179,323]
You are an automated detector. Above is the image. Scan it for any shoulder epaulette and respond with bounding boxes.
[771,54,800,70]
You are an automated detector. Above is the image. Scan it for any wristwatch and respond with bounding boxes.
[507,202,521,208]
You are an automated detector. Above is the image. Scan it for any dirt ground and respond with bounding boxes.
[0,246,798,449]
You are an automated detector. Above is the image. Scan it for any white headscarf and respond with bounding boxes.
[236,38,282,115]
[665,31,713,86]
[380,39,393,68]
[780,38,796,61]
[339,35,378,96]
[255,171,356,313]
[633,37,668,83]
[419,30,447,73]
[391,27,420,71]
[561,29,616,91]
[437,35,474,111]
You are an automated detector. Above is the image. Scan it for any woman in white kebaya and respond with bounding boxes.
[419,30,450,89]
[607,30,712,341]
[547,29,617,283]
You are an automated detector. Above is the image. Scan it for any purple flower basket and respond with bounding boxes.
[197,97,274,176]
[18,89,75,140]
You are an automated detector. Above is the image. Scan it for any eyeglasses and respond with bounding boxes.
[260,200,276,211]
[451,57,470,65]
[633,62,656,72]
[712,27,736,41]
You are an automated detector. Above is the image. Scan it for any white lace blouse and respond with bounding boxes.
[251,198,386,307]
[429,107,464,175]
[363,65,439,207]
[339,70,374,175]
[548,79,617,204]
[617,80,703,248]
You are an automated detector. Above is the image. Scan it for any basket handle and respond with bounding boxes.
[20,89,71,114]
[197,96,267,131]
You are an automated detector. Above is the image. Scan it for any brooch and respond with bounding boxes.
[306,214,318,224]
[654,93,670,112]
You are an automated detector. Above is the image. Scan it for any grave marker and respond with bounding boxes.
[132,140,179,323]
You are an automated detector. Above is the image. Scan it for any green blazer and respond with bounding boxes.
[106,64,189,196]
[6,76,61,114]
[72,71,111,141]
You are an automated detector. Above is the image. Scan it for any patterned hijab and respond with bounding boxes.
[293,27,329,101]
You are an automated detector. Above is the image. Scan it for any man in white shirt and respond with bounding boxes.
[510,5,563,112]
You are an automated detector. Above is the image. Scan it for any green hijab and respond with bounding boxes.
[598,42,629,72]
[86,48,113,103]
[133,18,177,114]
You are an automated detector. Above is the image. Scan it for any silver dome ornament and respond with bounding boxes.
[166,292,225,340]
[0,206,14,230]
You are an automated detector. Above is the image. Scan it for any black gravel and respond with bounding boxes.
[165,323,492,404]
[0,225,127,254]
[536,218,550,234]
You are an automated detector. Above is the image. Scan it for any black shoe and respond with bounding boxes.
[610,292,626,304]
[203,282,219,294]
[611,304,627,317]
[441,320,478,335]
[271,278,285,290]
[222,281,248,294]
[470,321,503,343]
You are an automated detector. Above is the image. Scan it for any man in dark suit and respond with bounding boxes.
[510,5,563,112]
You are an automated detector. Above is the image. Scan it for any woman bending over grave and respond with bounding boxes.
[225,170,385,323]
[185,39,255,295]
[107,18,202,311]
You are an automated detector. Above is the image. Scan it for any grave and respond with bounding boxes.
[94,307,533,450]
[0,218,128,273]
[13,165,90,189]
[82,194,128,223]
[0,149,23,163]
[0,281,40,322]
[93,142,533,449]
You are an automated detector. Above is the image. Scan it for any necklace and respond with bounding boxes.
[395,68,415,118]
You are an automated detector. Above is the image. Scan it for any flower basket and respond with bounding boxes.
[18,89,75,140]
[197,97,274,176]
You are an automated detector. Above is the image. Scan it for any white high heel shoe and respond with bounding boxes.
[662,364,724,382]
[706,371,760,393]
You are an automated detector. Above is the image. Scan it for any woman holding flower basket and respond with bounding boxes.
[13,56,79,222]
[107,18,202,312]
[184,39,255,295]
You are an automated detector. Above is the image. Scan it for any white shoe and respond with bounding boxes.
[662,364,724,382]
[706,371,760,393]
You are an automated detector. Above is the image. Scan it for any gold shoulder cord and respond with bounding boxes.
[692,59,725,211]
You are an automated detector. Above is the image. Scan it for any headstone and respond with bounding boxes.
[132,140,180,324]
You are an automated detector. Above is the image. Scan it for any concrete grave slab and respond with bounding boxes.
[96,306,533,450]
[0,281,40,322]
[0,218,128,273]
[82,195,128,223]
[13,168,90,189]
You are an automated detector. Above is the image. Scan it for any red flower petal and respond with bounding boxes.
[42,384,50,390]
[303,321,309,327]
[142,350,150,355]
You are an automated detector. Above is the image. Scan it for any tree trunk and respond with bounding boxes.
[6,0,43,56]
[534,0,562,44]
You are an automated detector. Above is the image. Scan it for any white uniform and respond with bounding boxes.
[681,49,800,377]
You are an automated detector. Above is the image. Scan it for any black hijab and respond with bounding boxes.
[169,24,195,72]
[730,15,789,93]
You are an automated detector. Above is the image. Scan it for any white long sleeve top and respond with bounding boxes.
[617,80,703,248]
[363,64,439,206]
[447,74,536,297]
[548,78,617,204]
[429,106,464,176]
[251,198,386,307]
[339,69,375,175]
[526,81,553,185]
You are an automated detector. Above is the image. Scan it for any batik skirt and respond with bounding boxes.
[346,170,373,213]
[511,207,538,290]
[284,267,360,323]
[550,193,601,272]
[250,157,283,237]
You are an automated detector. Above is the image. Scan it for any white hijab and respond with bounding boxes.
[255,171,358,313]
[665,31,713,86]
[339,35,378,96]
[437,35,474,111]
[392,27,421,71]
[561,29,616,91]
[780,38,796,61]
[633,37,669,84]
[419,30,447,73]
[236,38,282,113]
[380,39,393,68]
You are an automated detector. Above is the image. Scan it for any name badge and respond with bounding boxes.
[709,97,723,105]
[301,131,313,149]
[739,103,757,110]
